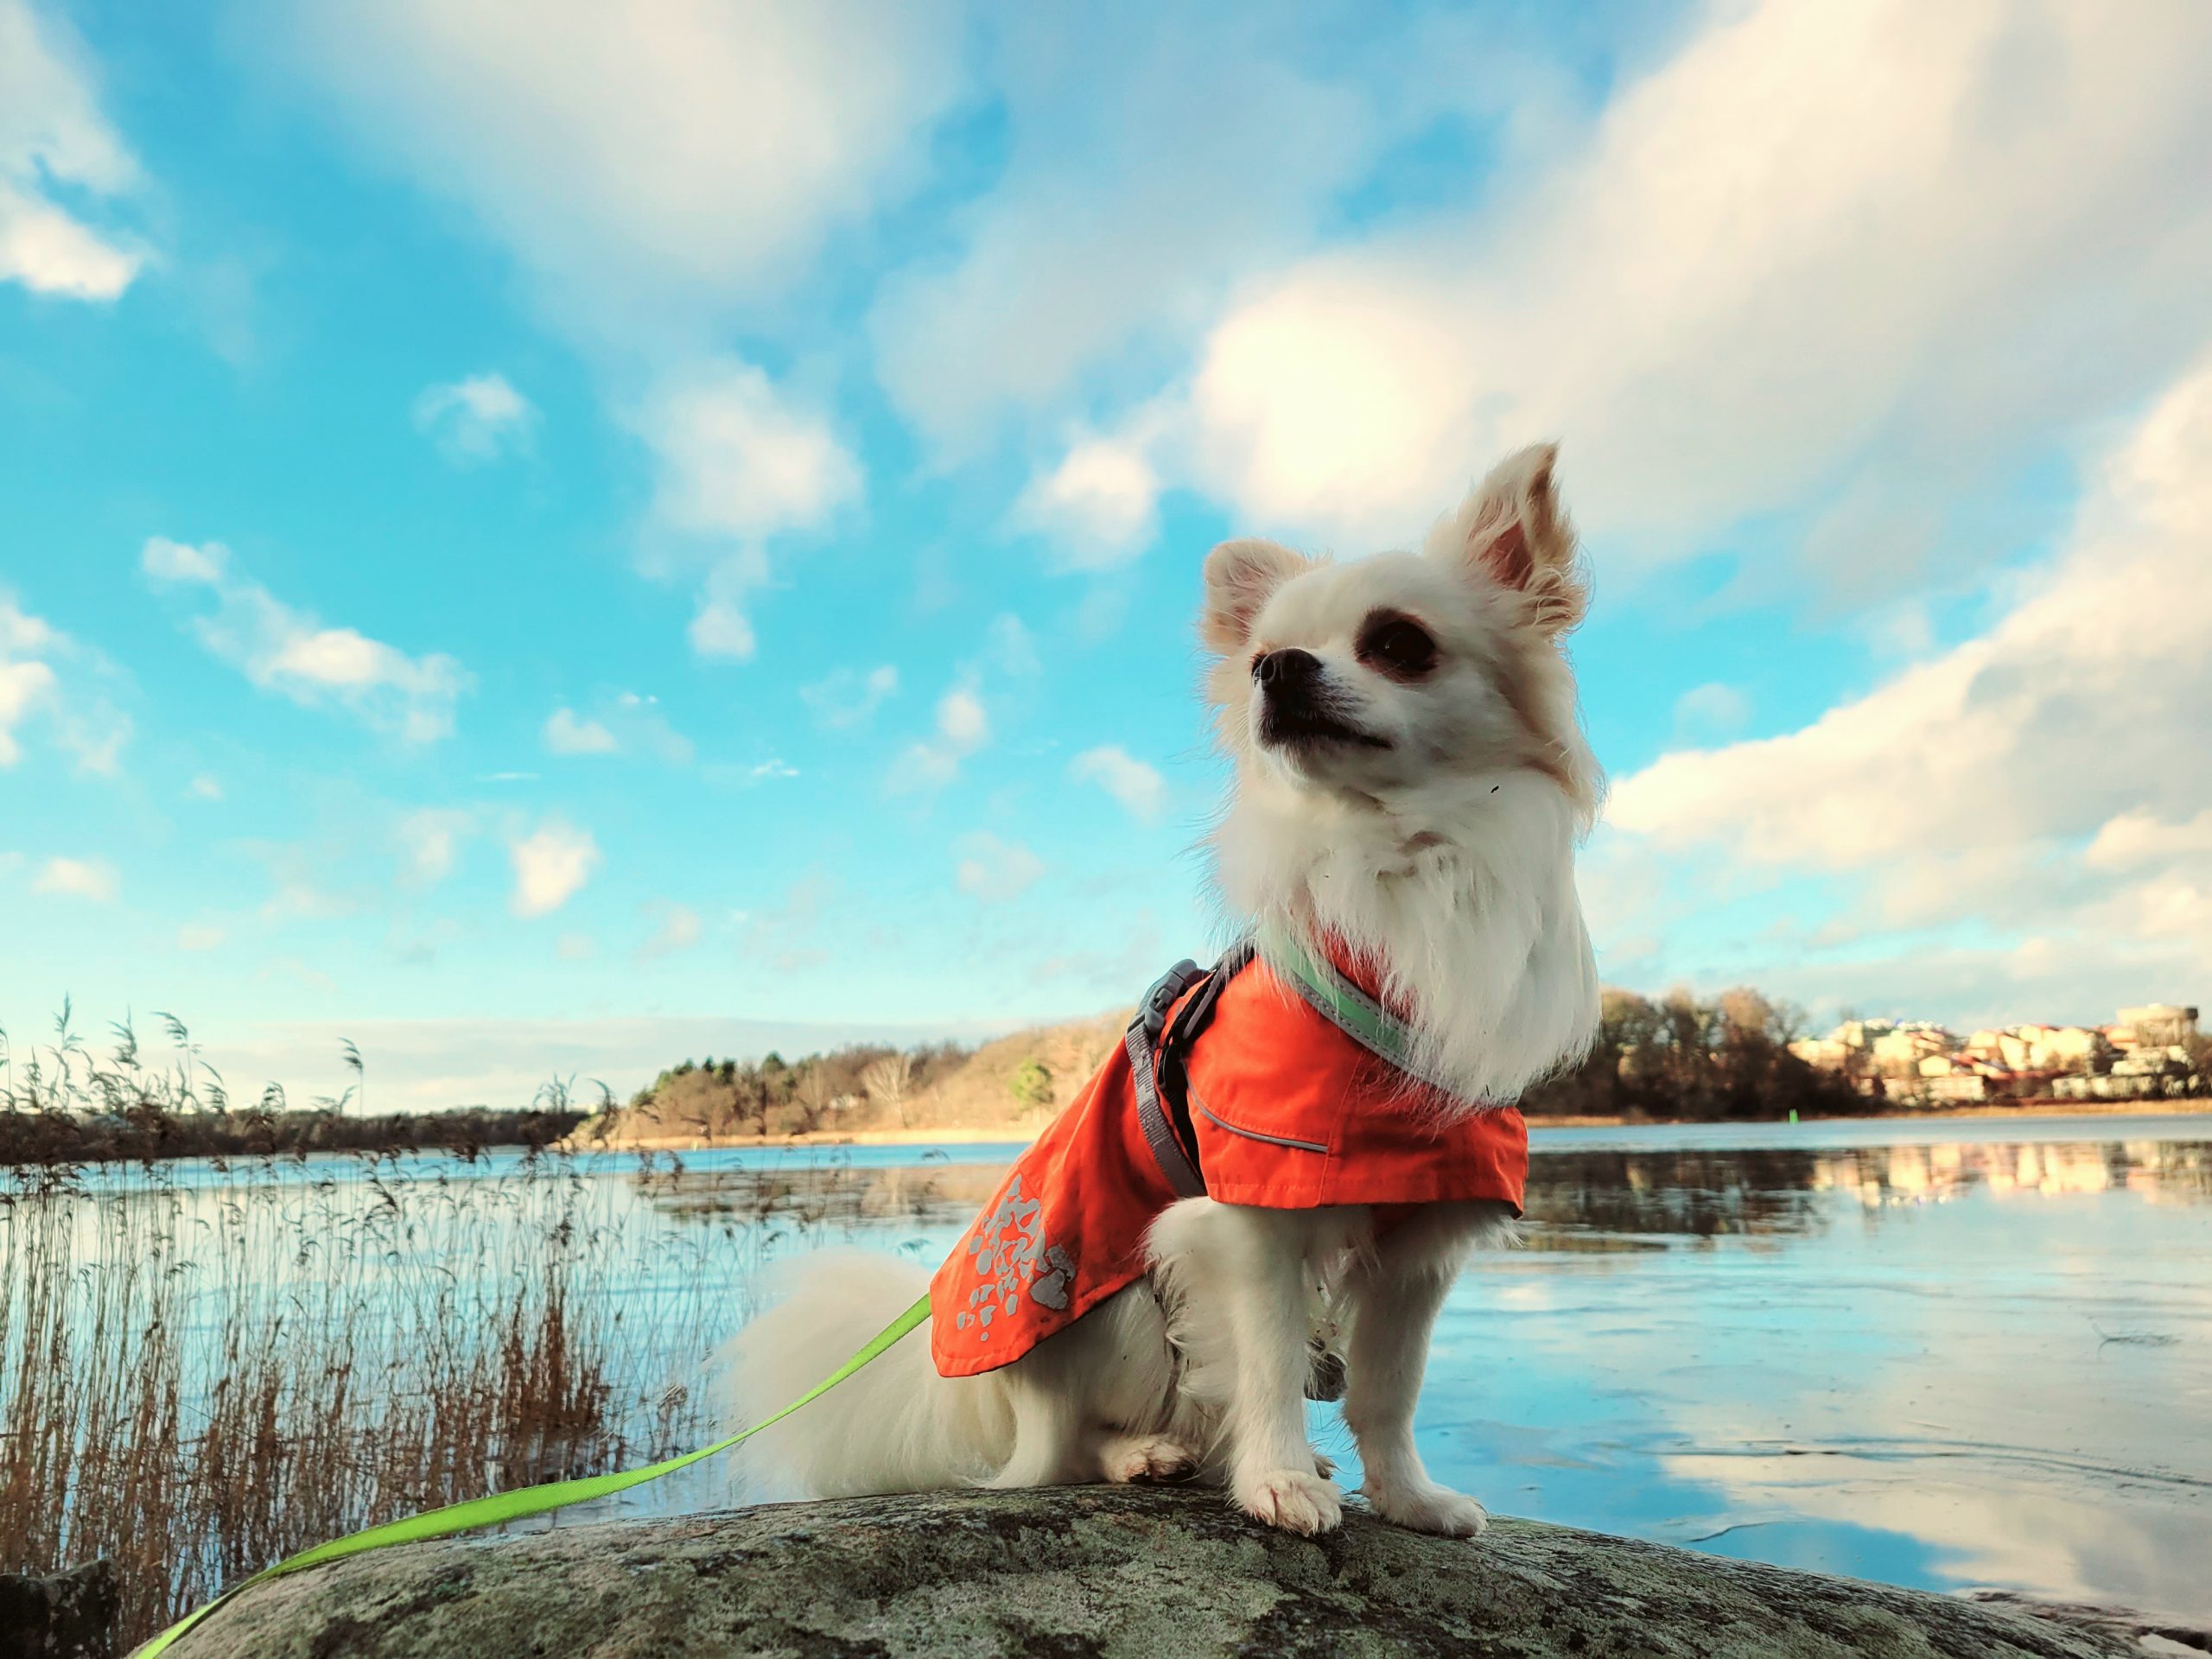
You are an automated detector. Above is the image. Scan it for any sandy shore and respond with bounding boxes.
[1880,1097,2212,1120]
[563,1124,1042,1153]
[566,1096,2209,1154]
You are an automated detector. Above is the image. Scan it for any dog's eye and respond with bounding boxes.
[1357,613,1438,679]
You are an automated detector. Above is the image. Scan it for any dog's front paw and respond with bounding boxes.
[1238,1467,1343,1535]
[1363,1478,1489,1537]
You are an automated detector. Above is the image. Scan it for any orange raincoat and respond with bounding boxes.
[929,940,1528,1378]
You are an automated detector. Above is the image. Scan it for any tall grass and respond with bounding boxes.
[0,1005,588,1166]
[0,1009,826,1650]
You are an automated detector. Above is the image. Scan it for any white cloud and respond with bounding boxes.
[509,819,599,918]
[615,694,693,762]
[0,185,138,299]
[937,687,987,748]
[2085,808,2212,874]
[543,708,617,755]
[141,538,226,582]
[0,592,128,774]
[882,617,1046,795]
[954,832,1046,904]
[276,0,963,343]
[1014,423,1165,569]
[0,0,143,300]
[887,681,995,795]
[686,588,758,661]
[33,855,118,903]
[802,664,899,729]
[632,360,861,661]
[1068,746,1167,824]
[985,614,1041,680]
[0,596,59,766]
[1174,0,2212,573]
[868,10,1392,451]
[397,808,473,887]
[0,596,55,653]
[143,537,471,741]
[864,7,1599,458]
[413,372,537,464]
[1671,683,1751,741]
[636,901,703,962]
[53,710,126,777]
[188,773,223,801]
[246,839,355,925]
[266,3,937,665]
[885,740,964,796]
[256,957,337,996]
[1601,349,2212,1018]
[177,924,225,952]
[264,1,954,671]
[739,866,837,974]
[545,691,691,762]
[643,361,860,542]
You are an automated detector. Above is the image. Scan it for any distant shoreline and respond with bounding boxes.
[0,1106,589,1171]
[10,1097,2201,1171]
[566,1096,2212,1154]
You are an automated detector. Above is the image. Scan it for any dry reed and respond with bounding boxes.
[0,1009,820,1650]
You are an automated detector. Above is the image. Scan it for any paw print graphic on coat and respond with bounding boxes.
[953,1174,1077,1338]
[1030,1244,1076,1310]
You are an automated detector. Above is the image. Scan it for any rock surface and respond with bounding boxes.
[0,1560,119,1659]
[168,1485,2145,1658]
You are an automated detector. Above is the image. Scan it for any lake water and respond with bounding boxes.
[39,1112,2212,1628]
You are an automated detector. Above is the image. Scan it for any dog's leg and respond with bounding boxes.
[1195,1205,1342,1534]
[1098,1431,1198,1484]
[1090,1315,1202,1483]
[978,1367,1091,1491]
[1343,1200,1510,1536]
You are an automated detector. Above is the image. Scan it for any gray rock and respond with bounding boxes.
[169,1486,2144,1658]
[0,1560,119,1659]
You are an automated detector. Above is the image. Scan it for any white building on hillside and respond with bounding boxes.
[2113,1005,2200,1051]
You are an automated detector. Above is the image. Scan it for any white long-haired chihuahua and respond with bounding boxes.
[720,444,1601,1538]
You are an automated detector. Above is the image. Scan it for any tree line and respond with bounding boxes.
[615,1040,972,1139]
[1520,986,1871,1120]
[618,983,1872,1139]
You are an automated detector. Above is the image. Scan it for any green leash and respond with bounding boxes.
[135,1293,931,1657]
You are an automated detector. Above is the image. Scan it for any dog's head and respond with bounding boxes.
[1200,443,1600,828]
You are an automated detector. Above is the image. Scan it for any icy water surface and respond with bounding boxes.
[636,1114,2212,1626]
[52,1113,2212,1624]
[1436,1120,2212,1629]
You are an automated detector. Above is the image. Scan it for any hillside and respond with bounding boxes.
[572,1010,1128,1147]
[897,1011,1127,1130]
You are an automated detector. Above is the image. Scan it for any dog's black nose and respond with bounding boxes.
[1253,648,1320,688]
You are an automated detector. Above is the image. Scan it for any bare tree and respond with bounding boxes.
[792,1063,836,1134]
[861,1052,916,1128]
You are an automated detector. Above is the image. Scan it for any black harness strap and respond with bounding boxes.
[1126,959,1207,1198]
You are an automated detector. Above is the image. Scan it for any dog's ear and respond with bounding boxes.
[1432,443,1587,635]
[1200,537,1307,653]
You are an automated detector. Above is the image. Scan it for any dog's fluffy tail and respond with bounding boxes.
[715,1248,1011,1499]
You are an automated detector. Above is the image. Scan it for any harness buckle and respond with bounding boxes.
[1135,958,1205,1045]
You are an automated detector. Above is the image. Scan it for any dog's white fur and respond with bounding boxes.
[718,445,1602,1537]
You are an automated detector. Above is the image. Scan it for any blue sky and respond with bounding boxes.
[4,1,2209,1109]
